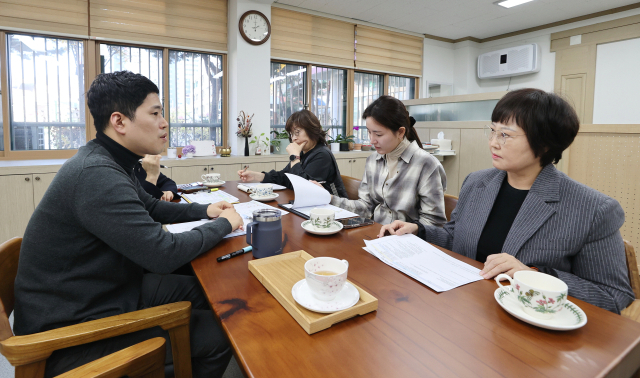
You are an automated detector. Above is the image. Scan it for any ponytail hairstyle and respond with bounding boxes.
[362,95,422,148]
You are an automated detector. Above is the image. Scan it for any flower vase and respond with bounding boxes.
[244,137,249,156]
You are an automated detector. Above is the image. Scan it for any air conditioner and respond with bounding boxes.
[477,43,541,79]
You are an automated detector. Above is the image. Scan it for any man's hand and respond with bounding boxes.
[377,220,419,238]
[219,208,243,231]
[206,201,234,218]
[479,253,534,280]
[160,191,174,202]
[141,154,162,185]
[237,170,265,183]
[286,140,307,157]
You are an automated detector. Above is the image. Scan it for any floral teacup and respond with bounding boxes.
[496,271,568,320]
[304,257,348,301]
[309,208,335,229]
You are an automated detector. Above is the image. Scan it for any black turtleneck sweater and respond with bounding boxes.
[14,134,232,336]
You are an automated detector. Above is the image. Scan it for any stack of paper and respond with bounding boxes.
[283,173,359,220]
[182,190,239,204]
[165,201,289,239]
[364,234,483,292]
[238,183,287,192]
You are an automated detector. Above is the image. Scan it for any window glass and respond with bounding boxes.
[310,66,346,140]
[353,72,384,143]
[388,76,415,101]
[100,44,163,95]
[270,62,306,134]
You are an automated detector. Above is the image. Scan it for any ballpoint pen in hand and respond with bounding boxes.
[217,246,252,262]
[138,159,167,169]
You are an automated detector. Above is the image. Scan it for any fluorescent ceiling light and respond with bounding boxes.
[495,0,535,8]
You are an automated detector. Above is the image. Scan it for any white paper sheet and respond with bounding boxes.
[238,183,286,192]
[182,190,239,205]
[280,203,358,220]
[285,173,331,208]
[363,234,483,292]
[165,201,288,239]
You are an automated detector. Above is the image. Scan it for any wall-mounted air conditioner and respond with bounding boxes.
[477,43,541,79]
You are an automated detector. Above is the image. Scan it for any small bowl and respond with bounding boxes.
[361,145,372,151]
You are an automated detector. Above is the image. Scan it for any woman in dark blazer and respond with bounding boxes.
[379,88,635,314]
[238,110,347,197]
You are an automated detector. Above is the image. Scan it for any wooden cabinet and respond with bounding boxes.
[0,175,35,242]
[336,158,366,180]
[276,160,290,171]
[33,173,57,208]
[208,164,243,182]
[244,162,276,175]
[171,165,209,185]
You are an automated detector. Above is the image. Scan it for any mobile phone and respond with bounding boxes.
[339,217,375,229]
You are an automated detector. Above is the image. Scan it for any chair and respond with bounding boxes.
[0,237,193,378]
[621,240,640,323]
[444,194,458,222]
[341,175,361,201]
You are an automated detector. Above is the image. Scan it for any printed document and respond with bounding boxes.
[364,234,482,292]
[238,183,286,191]
[282,173,358,219]
[182,190,239,205]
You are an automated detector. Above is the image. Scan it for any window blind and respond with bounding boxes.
[355,25,423,77]
[0,0,88,36]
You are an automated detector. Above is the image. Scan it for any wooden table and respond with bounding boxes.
[191,182,640,378]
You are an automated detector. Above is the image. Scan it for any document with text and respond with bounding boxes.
[363,234,483,292]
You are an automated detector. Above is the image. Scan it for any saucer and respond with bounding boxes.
[249,193,279,202]
[301,220,343,235]
[204,181,225,188]
[291,279,360,313]
[494,288,587,331]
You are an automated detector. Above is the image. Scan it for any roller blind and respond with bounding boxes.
[90,0,227,51]
[271,8,354,68]
[0,0,88,36]
[355,25,423,77]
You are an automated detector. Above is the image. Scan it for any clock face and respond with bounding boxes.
[242,13,270,43]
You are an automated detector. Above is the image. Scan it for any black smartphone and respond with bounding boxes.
[339,217,375,229]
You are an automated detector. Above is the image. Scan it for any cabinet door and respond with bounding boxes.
[350,158,367,181]
[276,160,290,171]
[208,164,242,182]
[335,158,352,178]
[0,175,35,242]
[171,166,210,185]
[243,162,276,176]
[33,173,57,208]
[160,167,172,179]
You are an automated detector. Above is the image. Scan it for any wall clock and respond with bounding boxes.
[239,10,271,46]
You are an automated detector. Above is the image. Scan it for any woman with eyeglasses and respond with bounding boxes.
[238,110,348,197]
[378,88,634,314]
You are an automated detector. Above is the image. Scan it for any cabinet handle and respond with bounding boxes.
[203,167,208,171]
[25,177,30,182]
[35,176,40,181]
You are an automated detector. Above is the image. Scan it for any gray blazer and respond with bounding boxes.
[420,164,634,313]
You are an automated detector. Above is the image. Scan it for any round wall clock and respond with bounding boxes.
[239,10,271,46]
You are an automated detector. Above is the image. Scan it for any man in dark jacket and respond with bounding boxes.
[13,71,242,378]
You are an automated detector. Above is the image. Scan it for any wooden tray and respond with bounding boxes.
[248,251,378,334]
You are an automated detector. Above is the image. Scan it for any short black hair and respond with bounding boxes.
[492,88,580,167]
[87,71,159,133]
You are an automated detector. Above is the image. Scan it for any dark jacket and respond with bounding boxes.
[262,143,348,198]
[134,162,178,199]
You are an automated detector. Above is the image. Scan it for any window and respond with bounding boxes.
[100,44,163,94]
[388,76,415,101]
[353,72,384,143]
[8,34,85,150]
[270,62,306,133]
[0,57,3,151]
[168,51,223,147]
[310,66,346,139]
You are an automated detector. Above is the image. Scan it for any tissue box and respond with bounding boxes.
[191,140,217,156]
[431,138,452,151]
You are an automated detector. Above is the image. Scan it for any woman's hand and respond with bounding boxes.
[479,253,534,279]
[160,191,174,202]
[237,170,265,183]
[286,140,307,157]
[377,220,418,238]
[206,201,234,218]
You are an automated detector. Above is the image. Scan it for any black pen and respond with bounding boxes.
[217,246,253,262]
[138,159,167,169]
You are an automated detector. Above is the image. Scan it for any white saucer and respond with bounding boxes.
[291,279,360,313]
[301,220,344,235]
[204,181,225,188]
[494,288,587,331]
[249,193,279,202]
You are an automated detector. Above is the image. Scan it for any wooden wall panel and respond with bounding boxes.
[459,128,493,192]
[430,128,460,196]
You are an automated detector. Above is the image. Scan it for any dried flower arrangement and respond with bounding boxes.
[236,111,254,138]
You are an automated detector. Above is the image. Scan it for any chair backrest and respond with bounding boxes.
[0,237,21,341]
[444,194,458,222]
[341,175,361,201]
[624,240,640,299]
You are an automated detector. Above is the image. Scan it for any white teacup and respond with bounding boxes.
[304,257,349,301]
[496,271,568,320]
[249,184,273,197]
[309,208,335,229]
[201,173,221,183]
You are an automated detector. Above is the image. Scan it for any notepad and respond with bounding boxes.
[282,173,358,220]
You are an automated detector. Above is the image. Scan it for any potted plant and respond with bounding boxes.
[335,134,355,152]
[250,133,270,155]
[182,144,196,158]
[270,130,290,155]
[326,134,340,152]
[352,126,362,151]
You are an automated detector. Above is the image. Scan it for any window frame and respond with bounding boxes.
[270,60,308,134]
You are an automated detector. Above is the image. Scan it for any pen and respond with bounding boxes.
[242,165,249,173]
[138,159,167,169]
[217,246,252,262]
[317,181,326,184]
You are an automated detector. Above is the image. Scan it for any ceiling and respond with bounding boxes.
[273,0,640,40]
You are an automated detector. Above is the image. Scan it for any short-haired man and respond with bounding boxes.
[13,71,242,377]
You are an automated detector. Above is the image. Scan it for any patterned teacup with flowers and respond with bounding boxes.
[304,257,348,301]
[496,271,568,320]
[309,208,335,229]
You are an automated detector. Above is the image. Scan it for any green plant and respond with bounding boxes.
[250,133,270,149]
[270,130,289,148]
[334,134,355,144]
